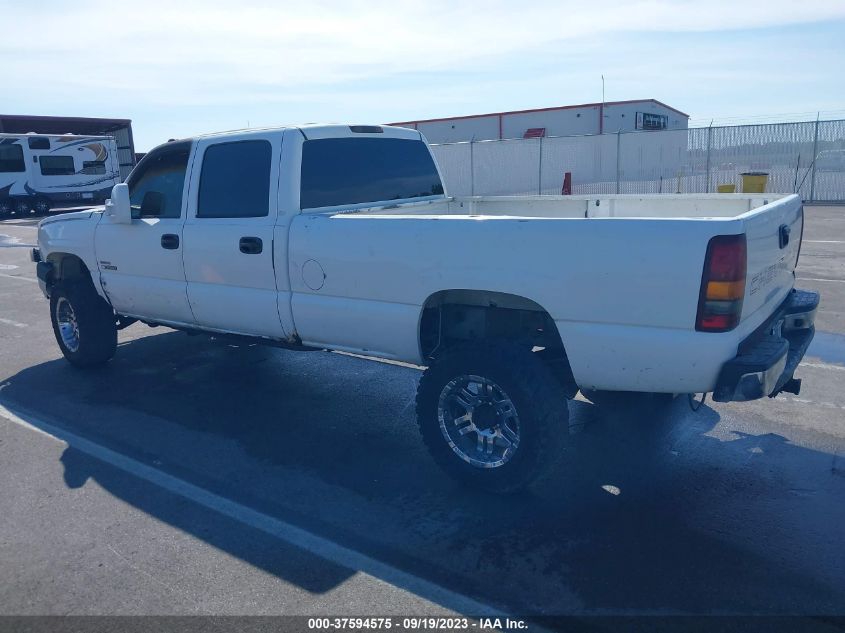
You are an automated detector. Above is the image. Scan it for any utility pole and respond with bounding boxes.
[705,120,713,193]
[809,112,820,202]
[615,130,621,194]
[600,75,605,135]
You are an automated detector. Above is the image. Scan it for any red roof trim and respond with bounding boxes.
[389,99,689,126]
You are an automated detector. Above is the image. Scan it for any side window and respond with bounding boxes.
[0,144,26,173]
[126,141,191,219]
[300,137,444,210]
[82,161,106,175]
[197,140,271,218]
[27,137,50,150]
[40,155,76,176]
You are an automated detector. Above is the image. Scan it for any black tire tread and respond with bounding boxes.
[50,280,117,368]
[416,341,570,493]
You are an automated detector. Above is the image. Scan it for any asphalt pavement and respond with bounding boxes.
[0,207,844,619]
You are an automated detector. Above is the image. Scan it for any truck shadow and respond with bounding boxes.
[2,328,844,615]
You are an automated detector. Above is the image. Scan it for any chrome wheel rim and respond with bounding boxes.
[437,374,521,468]
[55,297,80,353]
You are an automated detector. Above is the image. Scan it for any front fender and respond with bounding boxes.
[37,210,105,300]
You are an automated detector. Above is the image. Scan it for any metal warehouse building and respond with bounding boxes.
[0,114,136,180]
[390,99,688,144]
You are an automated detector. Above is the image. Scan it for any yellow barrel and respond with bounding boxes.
[740,172,768,193]
[717,184,736,193]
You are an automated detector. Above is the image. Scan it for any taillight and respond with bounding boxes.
[696,234,747,332]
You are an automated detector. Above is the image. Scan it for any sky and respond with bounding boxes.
[3,0,845,151]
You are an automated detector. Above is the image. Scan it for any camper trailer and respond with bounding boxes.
[0,133,121,216]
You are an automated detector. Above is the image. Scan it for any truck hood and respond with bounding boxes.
[38,207,104,227]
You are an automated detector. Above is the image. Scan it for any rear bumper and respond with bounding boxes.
[713,288,819,402]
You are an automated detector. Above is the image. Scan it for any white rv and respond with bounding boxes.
[0,133,121,216]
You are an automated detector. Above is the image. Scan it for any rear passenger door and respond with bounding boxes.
[182,131,287,339]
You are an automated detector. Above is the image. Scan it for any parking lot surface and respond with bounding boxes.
[1,207,844,618]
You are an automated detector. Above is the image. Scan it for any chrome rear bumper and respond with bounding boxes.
[713,289,819,403]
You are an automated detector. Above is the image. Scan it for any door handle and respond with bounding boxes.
[161,234,179,250]
[239,236,263,254]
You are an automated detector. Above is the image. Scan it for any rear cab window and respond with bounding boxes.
[300,137,443,210]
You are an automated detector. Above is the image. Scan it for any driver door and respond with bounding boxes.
[94,141,196,326]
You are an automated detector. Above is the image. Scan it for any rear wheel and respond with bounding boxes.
[13,199,31,215]
[0,199,11,217]
[416,341,570,493]
[33,197,51,214]
[50,281,117,368]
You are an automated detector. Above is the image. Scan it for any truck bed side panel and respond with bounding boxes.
[288,213,738,389]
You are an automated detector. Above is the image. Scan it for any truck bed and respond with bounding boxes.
[364,193,787,220]
[293,192,803,392]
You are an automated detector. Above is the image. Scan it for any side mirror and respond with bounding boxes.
[105,183,131,224]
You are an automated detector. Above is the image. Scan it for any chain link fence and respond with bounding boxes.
[429,119,845,202]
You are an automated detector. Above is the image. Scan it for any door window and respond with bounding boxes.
[0,144,26,172]
[126,141,191,219]
[197,140,272,218]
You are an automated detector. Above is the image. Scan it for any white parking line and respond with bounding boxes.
[783,397,845,410]
[333,350,425,370]
[801,361,845,371]
[796,277,845,284]
[0,400,507,618]
[804,240,844,244]
[0,273,37,283]
[0,317,27,328]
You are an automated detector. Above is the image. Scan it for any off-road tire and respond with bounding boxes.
[50,281,117,368]
[416,341,570,493]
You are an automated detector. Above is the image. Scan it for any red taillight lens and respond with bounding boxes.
[696,234,747,332]
[708,239,746,281]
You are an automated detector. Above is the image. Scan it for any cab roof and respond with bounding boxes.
[193,123,421,141]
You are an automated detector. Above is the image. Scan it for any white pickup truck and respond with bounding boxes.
[32,124,819,492]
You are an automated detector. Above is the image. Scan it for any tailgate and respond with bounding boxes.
[741,195,803,328]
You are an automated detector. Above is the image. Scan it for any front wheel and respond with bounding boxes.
[416,342,570,493]
[50,282,117,368]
